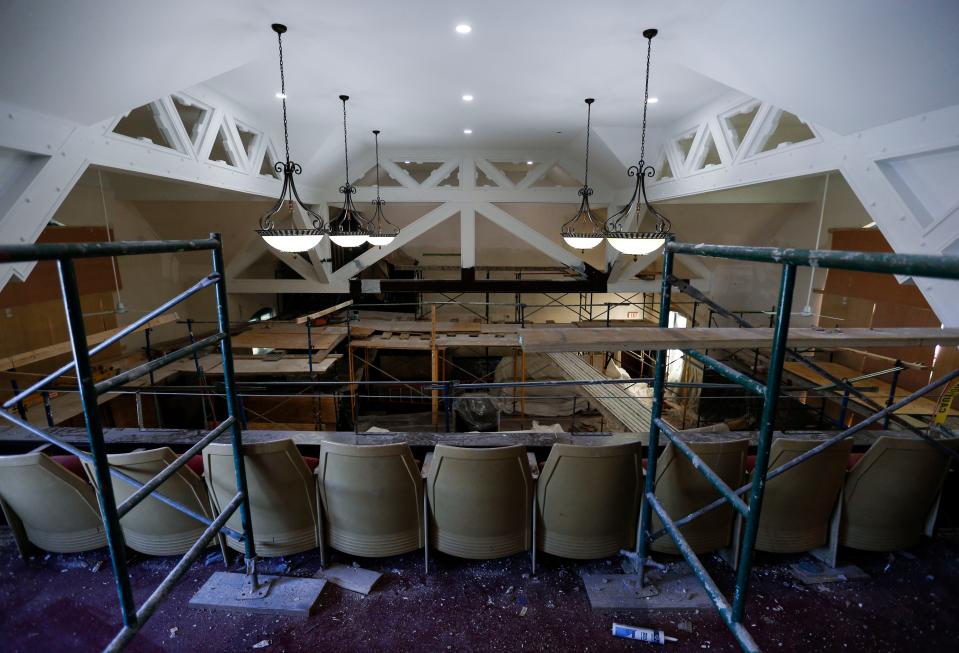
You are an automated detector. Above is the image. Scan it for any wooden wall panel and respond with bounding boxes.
[0,226,120,308]
[817,228,943,392]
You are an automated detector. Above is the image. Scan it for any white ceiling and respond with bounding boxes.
[1,0,957,162]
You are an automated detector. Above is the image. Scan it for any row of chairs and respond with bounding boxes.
[0,436,954,568]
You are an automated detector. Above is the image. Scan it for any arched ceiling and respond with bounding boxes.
[1,0,957,170]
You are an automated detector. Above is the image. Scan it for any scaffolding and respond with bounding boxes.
[0,234,262,652]
[635,239,959,652]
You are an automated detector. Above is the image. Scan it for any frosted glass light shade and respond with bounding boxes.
[606,236,666,256]
[562,235,603,250]
[261,233,324,252]
[367,234,396,246]
[329,233,368,248]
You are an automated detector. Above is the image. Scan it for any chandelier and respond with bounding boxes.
[603,28,671,256]
[366,129,400,246]
[560,98,605,250]
[255,23,326,253]
[328,95,371,248]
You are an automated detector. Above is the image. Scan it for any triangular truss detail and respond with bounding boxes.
[529,163,583,188]
[395,161,444,184]
[435,165,460,188]
[257,143,282,179]
[675,127,699,167]
[654,151,674,181]
[354,164,403,187]
[490,160,538,185]
[475,165,498,187]
[110,101,186,154]
[233,120,261,162]
[688,127,723,172]
[756,109,817,153]
[720,100,761,154]
[170,94,213,150]
[206,116,244,169]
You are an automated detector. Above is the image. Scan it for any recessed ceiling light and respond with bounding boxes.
[526,161,534,165]
[462,94,474,102]
[647,97,659,103]
[463,129,473,135]
[275,92,287,99]
[455,24,472,34]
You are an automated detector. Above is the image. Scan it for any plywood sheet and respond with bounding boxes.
[231,329,343,353]
[0,313,178,371]
[519,327,959,353]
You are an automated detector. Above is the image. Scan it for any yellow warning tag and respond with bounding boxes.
[934,381,959,425]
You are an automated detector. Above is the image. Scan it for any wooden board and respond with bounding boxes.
[350,332,521,350]
[231,329,343,353]
[782,361,955,416]
[547,352,652,433]
[0,313,179,371]
[519,327,959,353]
[295,300,353,324]
[24,359,182,425]
[166,354,341,376]
[0,425,921,450]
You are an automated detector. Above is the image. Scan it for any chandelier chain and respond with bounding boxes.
[639,34,652,164]
[341,96,350,186]
[276,30,290,164]
[583,101,592,187]
[374,131,382,202]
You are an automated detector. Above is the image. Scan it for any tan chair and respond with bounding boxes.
[82,448,219,557]
[536,442,642,559]
[317,441,423,557]
[650,438,749,555]
[425,444,535,561]
[838,436,957,552]
[203,439,319,557]
[753,438,852,553]
[0,453,105,556]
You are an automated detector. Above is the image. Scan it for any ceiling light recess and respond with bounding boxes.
[560,98,604,250]
[256,23,326,253]
[328,95,372,248]
[602,28,671,258]
[455,24,472,34]
[462,94,474,102]
[463,128,473,135]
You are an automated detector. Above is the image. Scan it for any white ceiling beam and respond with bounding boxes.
[272,249,319,281]
[474,158,515,189]
[422,159,461,189]
[476,202,585,275]
[460,205,476,269]
[330,202,460,283]
[378,159,419,189]
[228,278,348,294]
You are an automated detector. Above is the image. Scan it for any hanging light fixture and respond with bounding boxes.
[603,28,671,257]
[328,95,371,248]
[256,24,326,253]
[561,98,605,250]
[366,130,400,247]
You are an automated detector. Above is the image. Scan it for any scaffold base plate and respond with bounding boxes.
[190,572,326,618]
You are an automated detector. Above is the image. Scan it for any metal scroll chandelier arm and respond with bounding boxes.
[561,99,605,250]
[328,95,372,247]
[255,24,326,253]
[367,129,399,246]
[602,28,672,257]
